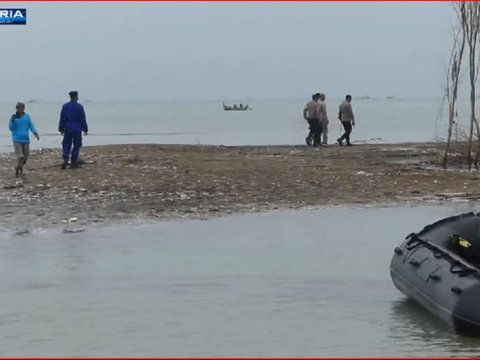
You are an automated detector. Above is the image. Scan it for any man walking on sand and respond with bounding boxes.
[337,95,355,146]
[318,93,329,146]
[59,91,88,169]
[303,93,321,146]
[8,102,40,178]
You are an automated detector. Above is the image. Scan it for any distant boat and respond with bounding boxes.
[223,102,251,111]
[359,96,371,100]
[386,96,395,100]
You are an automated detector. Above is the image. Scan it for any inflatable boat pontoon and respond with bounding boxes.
[390,212,480,334]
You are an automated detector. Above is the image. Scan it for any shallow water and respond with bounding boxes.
[1,203,480,356]
[0,98,446,154]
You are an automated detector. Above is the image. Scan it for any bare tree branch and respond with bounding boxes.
[444,2,466,168]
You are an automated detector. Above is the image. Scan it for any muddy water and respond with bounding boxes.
[1,204,480,356]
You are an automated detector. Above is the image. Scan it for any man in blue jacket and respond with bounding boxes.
[9,102,40,177]
[59,91,88,169]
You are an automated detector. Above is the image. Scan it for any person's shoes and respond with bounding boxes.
[15,168,19,178]
[70,162,82,169]
[347,143,353,146]
[61,161,68,170]
[322,143,329,147]
[305,137,313,146]
[337,138,343,146]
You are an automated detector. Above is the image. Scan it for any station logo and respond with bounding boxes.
[0,9,27,25]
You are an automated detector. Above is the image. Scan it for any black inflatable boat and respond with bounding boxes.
[390,212,480,334]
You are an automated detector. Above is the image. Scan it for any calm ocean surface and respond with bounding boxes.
[0,98,452,153]
[2,204,480,357]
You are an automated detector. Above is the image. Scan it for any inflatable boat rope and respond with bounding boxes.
[399,236,480,280]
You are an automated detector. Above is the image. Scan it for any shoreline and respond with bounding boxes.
[1,142,479,232]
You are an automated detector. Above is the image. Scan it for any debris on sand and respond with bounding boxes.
[354,171,373,177]
[4,181,24,190]
[63,227,86,234]
[14,229,30,236]
[0,142,478,230]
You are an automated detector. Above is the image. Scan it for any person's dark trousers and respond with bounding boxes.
[308,118,322,146]
[306,118,317,145]
[339,121,352,145]
[62,131,83,164]
[316,122,323,146]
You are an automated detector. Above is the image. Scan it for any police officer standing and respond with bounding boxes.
[58,91,88,169]
[317,93,329,146]
[303,93,321,146]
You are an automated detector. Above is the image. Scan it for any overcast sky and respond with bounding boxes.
[2,2,454,102]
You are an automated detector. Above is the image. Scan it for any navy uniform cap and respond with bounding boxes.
[69,91,78,97]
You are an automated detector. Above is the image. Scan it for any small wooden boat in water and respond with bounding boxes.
[222,102,251,111]
[390,213,480,334]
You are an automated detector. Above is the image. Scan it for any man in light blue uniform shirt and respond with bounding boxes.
[8,102,40,178]
[59,91,88,169]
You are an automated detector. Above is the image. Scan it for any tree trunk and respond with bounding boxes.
[443,101,454,168]
[444,2,467,169]
[468,66,475,170]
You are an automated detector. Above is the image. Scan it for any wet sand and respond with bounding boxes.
[0,142,478,230]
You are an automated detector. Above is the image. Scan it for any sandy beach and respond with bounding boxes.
[0,142,478,231]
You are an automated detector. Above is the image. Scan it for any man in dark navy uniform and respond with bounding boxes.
[59,91,88,169]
